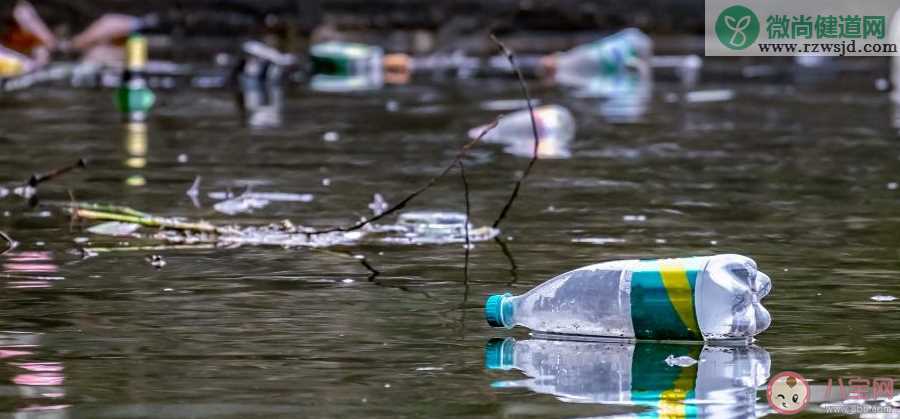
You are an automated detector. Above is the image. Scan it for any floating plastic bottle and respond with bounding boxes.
[486,337,770,417]
[310,41,382,77]
[116,34,155,122]
[550,28,653,88]
[485,254,771,341]
[309,42,384,92]
[468,105,575,159]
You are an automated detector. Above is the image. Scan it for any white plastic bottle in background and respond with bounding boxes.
[551,28,653,88]
[468,104,576,159]
[485,337,771,417]
[485,254,772,342]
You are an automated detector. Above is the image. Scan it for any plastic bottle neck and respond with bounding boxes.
[485,293,516,328]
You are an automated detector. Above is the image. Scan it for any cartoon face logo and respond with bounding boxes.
[767,371,809,414]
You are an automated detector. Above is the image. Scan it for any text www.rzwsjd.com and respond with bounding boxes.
[757,40,897,55]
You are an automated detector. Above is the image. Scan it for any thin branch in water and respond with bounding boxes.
[306,118,500,235]
[0,231,18,255]
[357,255,381,279]
[459,160,471,288]
[489,34,540,229]
[28,158,87,187]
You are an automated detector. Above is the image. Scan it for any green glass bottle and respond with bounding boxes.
[116,34,155,122]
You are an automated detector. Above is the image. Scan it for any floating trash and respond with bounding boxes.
[571,237,626,245]
[86,222,141,237]
[213,194,270,215]
[684,89,736,103]
[209,190,314,215]
[870,295,897,302]
[485,254,771,341]
[374,211,499,244]
[549,28,652,89]
[368,193,389,216]
[470,105,575,159]
[146,254,166,269]
[322,131,340,142]
[74,204,497,250]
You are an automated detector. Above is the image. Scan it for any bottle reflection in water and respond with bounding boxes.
[236,42,286,127]
[591,74,652,123]
[486,337,770,418]
[124,122,147,186]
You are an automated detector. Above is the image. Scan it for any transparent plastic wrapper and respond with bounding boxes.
[485,254,772,342]
[486,337,771,417]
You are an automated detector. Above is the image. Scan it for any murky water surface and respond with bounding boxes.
[1,69,899,418]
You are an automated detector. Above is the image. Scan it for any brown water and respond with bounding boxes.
[1,71,899,418]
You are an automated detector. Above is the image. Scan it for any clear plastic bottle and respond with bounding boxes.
[485,254,771,341]
[552,28,653,88]
[468,105,576,159]
[485,337,771,417]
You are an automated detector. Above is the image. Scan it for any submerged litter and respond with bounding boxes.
[870,295,897,302]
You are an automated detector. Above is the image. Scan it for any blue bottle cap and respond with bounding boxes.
[485,293,512,327]
[484,338,515,370]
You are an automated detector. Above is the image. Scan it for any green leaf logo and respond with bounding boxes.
[715,5,760,50]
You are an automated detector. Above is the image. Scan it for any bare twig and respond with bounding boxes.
[490,34,540,229]
[459,160,471,284]
[358,256,381,278]
[0,230,18,255]
[28,158,87,187]
[306,118,500,235]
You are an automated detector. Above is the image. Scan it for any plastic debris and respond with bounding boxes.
[485,254,771,341]
[684,89,735,103]
[870,295,897,302]
[146,254,166,269]
[469,105,575,159]
[86,222,141,237]
[368,193,389,216]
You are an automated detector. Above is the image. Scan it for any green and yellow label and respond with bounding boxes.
[630,258,704,341]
